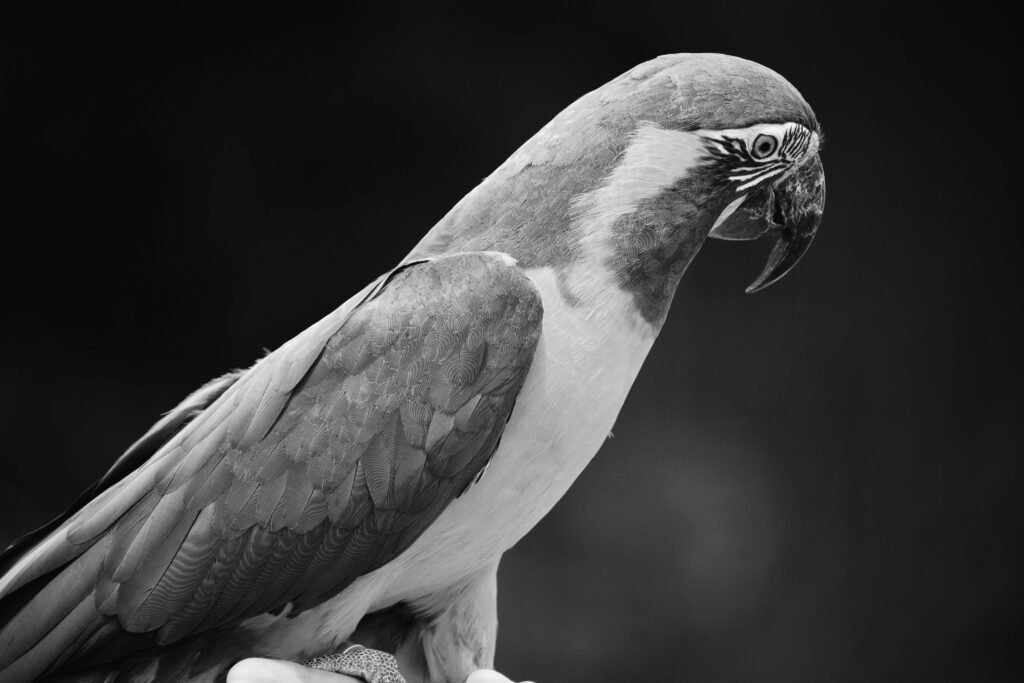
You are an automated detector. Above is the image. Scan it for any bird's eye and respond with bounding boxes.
[751,134,779,159]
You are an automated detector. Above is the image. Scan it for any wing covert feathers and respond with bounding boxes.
[0,253,542,681]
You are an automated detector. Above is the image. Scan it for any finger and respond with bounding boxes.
[466,670,534,683]
[228,657,364,683]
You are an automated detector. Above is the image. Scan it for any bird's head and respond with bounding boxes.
[413,53,825,324]
[596,53,825,295]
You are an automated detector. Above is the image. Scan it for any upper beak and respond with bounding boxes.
[745,154,826,293]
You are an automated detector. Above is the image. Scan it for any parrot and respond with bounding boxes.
[0,52,825,683]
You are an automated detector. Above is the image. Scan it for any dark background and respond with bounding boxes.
[1,4,1019,682]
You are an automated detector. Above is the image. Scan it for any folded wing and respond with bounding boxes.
[0,252,543,682]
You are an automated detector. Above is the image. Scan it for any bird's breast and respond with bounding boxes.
[265,263,658,650]
[382,263,657,603]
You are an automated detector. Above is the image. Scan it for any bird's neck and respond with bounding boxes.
[408,124,724,332]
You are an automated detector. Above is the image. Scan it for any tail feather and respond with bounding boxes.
[0,372,243,582]
[0,539,107,669]
[0,372,245,681]
[0,595,102,683]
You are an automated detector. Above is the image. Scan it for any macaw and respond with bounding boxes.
[0,53,825,683]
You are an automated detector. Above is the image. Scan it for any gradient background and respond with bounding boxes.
[1,4,1018,682]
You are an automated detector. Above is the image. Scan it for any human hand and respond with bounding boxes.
[228,658,362,683]
[466,670,535,683]
[227,658,534,683]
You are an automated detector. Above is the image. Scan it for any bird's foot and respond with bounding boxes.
[304,643,406,683]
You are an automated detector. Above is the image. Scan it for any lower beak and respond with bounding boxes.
[746,154,826,293]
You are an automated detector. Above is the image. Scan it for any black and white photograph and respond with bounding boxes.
[0,4,1017,682]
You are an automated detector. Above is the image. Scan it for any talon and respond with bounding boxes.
[303,643,406,683]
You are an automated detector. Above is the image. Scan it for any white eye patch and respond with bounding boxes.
[699,121,809,157]
[698,122,818,191]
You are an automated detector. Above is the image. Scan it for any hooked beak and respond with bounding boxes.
[709,153,826,293]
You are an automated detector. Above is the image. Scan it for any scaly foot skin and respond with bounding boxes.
[304,644,405,683]
[227,655,531,683]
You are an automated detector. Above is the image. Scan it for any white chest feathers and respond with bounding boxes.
[261,264,658,654]
[384,265,656,601]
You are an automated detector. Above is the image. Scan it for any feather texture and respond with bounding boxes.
[0,253,542,681]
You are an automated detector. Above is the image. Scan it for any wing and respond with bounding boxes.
[0,252,543,682]
[0,370,243,578]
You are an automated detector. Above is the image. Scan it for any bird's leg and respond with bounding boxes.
[291,598,432,682]
[304,643,407,683]
[418,562,500,682]
[298,562,502,683]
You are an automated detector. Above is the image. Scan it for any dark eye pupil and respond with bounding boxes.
[752,134,777,158]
